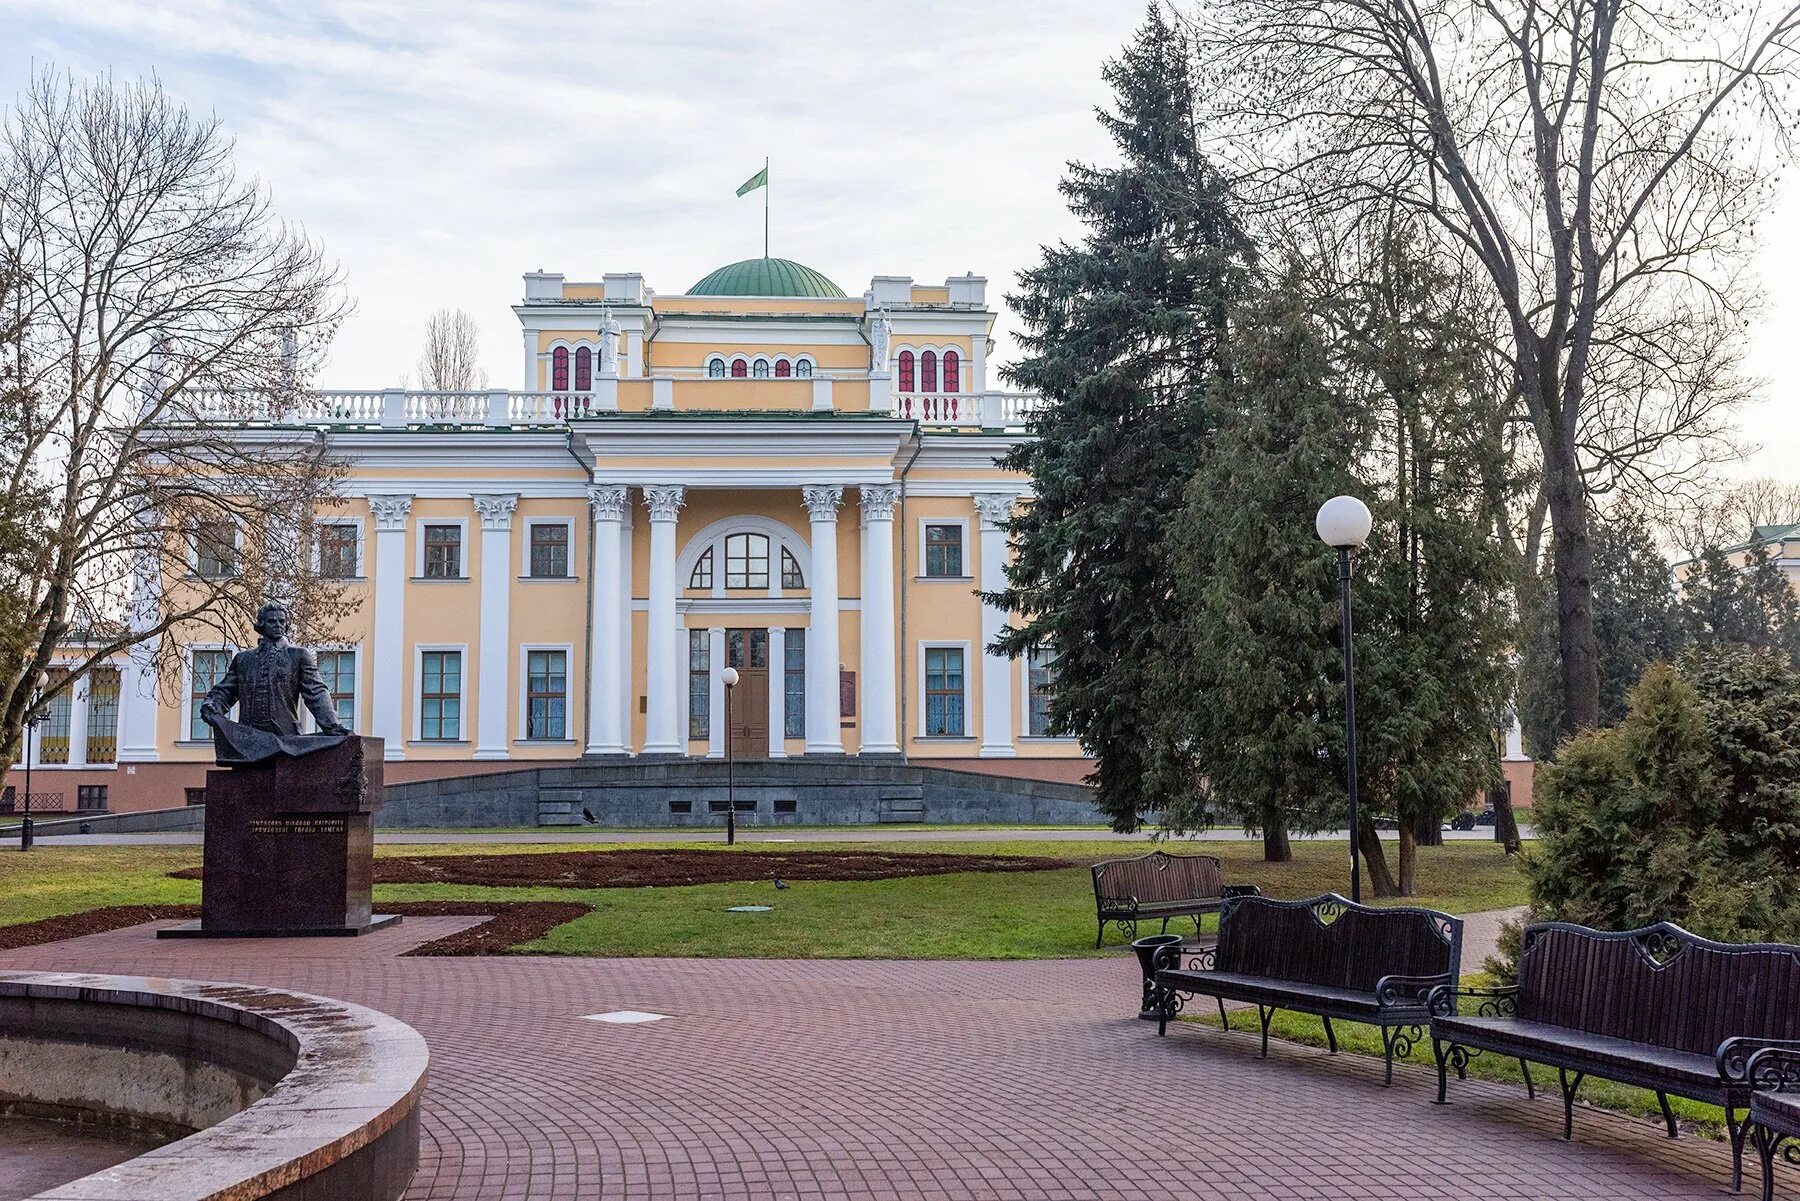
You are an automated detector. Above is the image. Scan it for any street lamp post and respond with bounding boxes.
[19,703,41,852]
[1316,495,1373,903]
[720,666,740,846]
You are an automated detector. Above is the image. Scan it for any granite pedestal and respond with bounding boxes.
[160,735,398,938]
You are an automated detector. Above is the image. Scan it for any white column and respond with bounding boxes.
[802,485,844,755]
[472,494,518,759]
[970,333,989,393]
[369,495,412,759]
[707,626,726,758]
[521,329,537,390]
[619,502,635,751]
[974,493,1018,758]
[858,485,901,755]
[66,680,90,768]
[586,485,628,756]
[768,627,788,758]
[642,485,686,754]
[117,508,161,762]
[1505,711,1528,760]
[626,328,644,377]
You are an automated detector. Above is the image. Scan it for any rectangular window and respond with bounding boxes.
[316,651,356,730]
[529,523,570,578]
[189,650,233,740]
[185,786,207,807]
[419,650,462,740]
[688,631,710,740]
[193,521,237,578]
[37,673,71,764]
[318,523,359,578]
[85,668,120,764]
[526,649,568,739]
[1027,646,1058,737]
[925,524,964,578]
[924,647,966,737]
[668,799,692,814]
[77,785,108,811]
[724,533,770,589]
[423,524,462,578]
[784,629,806,739]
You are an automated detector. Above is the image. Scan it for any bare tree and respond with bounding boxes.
[1668,475,1800,553]
[416,308,487,391]
[0,70,354,765]
[1183,0,1800,736]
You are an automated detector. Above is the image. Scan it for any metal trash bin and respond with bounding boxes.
[1131,933,1185,1020]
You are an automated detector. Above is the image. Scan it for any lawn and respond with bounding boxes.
[0,838,1529,959]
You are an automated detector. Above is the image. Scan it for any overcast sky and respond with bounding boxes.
[1,0,1793,480]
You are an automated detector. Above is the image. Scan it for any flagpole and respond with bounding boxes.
[763,157,769,259]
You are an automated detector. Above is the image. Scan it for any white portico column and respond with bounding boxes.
[768,627,788,758]
[974,493,1019,758]
[858,484,901,755]
[117,508,162,762]
[521,329,538,390]
[642,485,686,755]
[802,485,845,755]
[368,495,413,759]
[473,494,519,759]
[586,485,629,756]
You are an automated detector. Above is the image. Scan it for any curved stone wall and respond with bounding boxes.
[0,971,426,1201]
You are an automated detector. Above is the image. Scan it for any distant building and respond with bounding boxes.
[1671,522,1800,596]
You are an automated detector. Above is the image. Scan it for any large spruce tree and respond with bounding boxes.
[991,3,1253,828]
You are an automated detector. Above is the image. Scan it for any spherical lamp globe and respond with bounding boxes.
[720,667,740,687]
[1315,495,1373,550]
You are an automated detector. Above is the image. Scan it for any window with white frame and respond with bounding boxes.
[725,533,770,589]
[707,357,726,378]
[923,646,966,737]
[189,649,232,740]
[924,523,964,577]
[528,522,571,578]
[192,520,237,579]
[784,629,805,739]
[795,358,814,379]
[317,650,357,730]
[780,547,805,589]
[423,524,462,578]
[525,649,567,739]
[1027,646,1059,737]
[85,668,120,763]
[690,547,714,589]
[752,358,770,379]
[317,522,359,579]
[37,672,71,764]
[688,630,710,740]
[419,650,462,740]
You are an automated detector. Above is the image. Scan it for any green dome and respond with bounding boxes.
[688,257,845,298]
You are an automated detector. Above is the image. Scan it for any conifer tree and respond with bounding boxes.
[1678,542,1800,663]
[990,3,1253,828]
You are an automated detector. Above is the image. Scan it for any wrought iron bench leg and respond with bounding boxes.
[1216,997,1229,1032]
[1257,1006,1274,1057]
[1095,919,1105,949]
[1655,1091,1677,1139]
[1322,1016,1338,1054]
[1557,1068,1585,1140]
[1433,1039,1451,1104]
[1729,1106,1752,1195]
[1754,1123,1783,1201]
[1519,1059,1534,1099]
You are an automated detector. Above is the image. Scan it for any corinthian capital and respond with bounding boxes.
[859,484,901,526]
[644,485,686,522]
[802,485,844,523]
[367,494,413,531]
[972,492,1018,531]
[473,493,520,531]
[587,484,629,522]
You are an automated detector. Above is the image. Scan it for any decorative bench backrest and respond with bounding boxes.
[1215,894,1461,994]
[1092,851,1225,906]
[1517,922,1800,1056]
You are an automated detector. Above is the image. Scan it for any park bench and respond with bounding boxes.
[1090,850,1258,947]
[1151,892,1462,1084]
[1429,921,1800,1193]
[1747,1047,1800,1201]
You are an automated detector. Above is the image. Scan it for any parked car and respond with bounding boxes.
[1450,811,1477,831]
[1474,808,1497,827]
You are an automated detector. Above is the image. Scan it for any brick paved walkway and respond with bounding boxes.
[0,919,1759,1200]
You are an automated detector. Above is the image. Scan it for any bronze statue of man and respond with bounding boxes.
[200,602,349,764]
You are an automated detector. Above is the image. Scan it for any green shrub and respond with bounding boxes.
[1526,647,1800,943]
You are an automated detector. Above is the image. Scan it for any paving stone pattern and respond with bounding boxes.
[0,920,1759,1200]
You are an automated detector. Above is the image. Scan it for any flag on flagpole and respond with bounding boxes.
[736,166,768,197]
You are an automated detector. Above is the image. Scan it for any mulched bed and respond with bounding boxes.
[171,849,1073,890]
[0,901,592,957]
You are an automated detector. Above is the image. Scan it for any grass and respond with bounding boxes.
[1180,976,1730,1141]
[0,838,1529,959]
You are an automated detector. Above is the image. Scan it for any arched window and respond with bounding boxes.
[551,346,569,391]
[781,547,804,589]
[724,533,770,588]
[731,357,748,378]
[943,349,960,393]
[898,350,915,392]
[689,547,714,589]
[774,358,792,378]
[574,346,592,391]
[753,359,770,379]
[796,359,813,379]
[921,350,938,392]
[707,357,726,378]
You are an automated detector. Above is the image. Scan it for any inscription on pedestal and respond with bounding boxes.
[248,815,351,837]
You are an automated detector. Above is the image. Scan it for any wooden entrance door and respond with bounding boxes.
[726,628,770,759]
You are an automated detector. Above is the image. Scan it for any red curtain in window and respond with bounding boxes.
[775,359,791,377]
[943,350,960,393]
[731,358,748,378]
[898,351,915,392]
[552,346,569,391]
[921,350,938,392]
[574,347,592,390]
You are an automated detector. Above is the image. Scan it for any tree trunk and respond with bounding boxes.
[1357,814,1399,898]
[1396,820,1417,897]
[1489,780,1523,855]
[1544,451,1600,737]
[1413,808,1443,847]
[1261,802,1292,862]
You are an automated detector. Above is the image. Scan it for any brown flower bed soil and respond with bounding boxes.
[0,901,591,957]
[170,849,1073,890]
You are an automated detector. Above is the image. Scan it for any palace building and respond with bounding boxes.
[8,258,1092,817]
